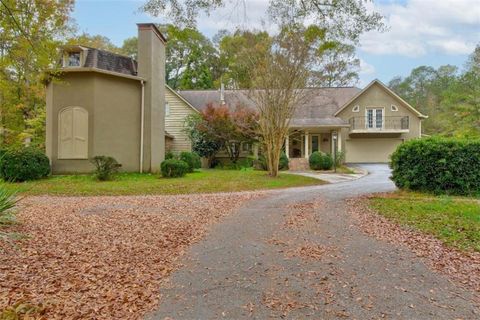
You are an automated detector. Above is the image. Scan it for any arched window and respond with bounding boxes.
[58,107,88,159]
[352,105,360,112]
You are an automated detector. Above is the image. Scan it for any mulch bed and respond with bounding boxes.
[0,192,263,319]
[348,196,480,299]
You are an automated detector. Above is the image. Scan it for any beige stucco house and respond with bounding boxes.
[46,23,426,174]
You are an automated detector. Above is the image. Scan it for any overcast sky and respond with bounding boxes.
[73,0,480,86]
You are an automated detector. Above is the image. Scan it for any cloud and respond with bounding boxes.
[359,59,376,75]
[360,0,480,57]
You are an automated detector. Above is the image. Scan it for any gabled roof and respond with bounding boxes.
[334,79,428,118]
[165,85,199,113]
[178,87,361,127]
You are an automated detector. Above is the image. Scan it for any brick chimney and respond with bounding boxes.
[136,23,166,172]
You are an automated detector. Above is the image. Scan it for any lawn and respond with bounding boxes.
[3,169,325,196]
[368,191,480,252]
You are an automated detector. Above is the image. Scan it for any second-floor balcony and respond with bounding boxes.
[349,116,410,134]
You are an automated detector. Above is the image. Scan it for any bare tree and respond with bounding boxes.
[247,25,322,177]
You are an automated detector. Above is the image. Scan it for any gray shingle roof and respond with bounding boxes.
[82,47,138,76]
[177,87,361,127]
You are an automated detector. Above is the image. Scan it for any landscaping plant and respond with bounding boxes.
[390,137,480,195]
[179,151,202,172]
[257,152,289,171]
[90,156,122,181]
[0,147,50,182]
[0,184,17,226]
[309,151,333,170]
[161,159,189,178]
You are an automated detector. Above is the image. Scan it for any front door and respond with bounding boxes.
[311,135,320,153]
[366,108,383,129]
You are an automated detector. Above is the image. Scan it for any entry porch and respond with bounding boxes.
[284,127,343,159]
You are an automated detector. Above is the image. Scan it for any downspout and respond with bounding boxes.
[140,80,145,173]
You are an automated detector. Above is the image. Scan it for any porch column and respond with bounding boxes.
[285,134,289,158]
[304,131,309,158]
[337,130,342,152]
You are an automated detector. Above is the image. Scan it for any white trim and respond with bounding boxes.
[165,85,200,113]
[391,104,399,112]
[352,105,360,112]
[334,79,427,118]
[365,106,385,130]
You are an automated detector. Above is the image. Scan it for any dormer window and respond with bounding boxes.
[64,51,81,67]
[352,105,360,112]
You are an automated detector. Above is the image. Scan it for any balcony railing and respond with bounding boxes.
[349,116,409,132]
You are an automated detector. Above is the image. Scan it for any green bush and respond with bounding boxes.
[256,152,289,171]
[90,156,122,181]
[179,151,201,172]
[0,148,50,182]
[161,159,189,178]
[390,137,480,195]
[165,151,176,160]
[309,151,333,170]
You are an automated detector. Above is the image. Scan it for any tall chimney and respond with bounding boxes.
[137,23,166,173]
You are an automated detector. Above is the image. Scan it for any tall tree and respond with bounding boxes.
[160,24,218,89]
[66,33,120,53]
[120,37,138,59]
[0,0,74,148]
[248,25,324,177]
[217,30,272,89]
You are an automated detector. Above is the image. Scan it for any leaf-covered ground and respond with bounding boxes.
[0,192,263,319]
[350,195,480,296]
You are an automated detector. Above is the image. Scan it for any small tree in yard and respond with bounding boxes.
[185,104,258,165]
[184,113,222,167]
[248,25,326,177]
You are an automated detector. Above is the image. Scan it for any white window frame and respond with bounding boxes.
[391,104,399,112]
[165,102,170,117]
[352,105,360,112]
[365,107,384,130]
[63,51,83,68]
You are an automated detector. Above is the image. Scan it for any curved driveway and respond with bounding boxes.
[148,164,479,319]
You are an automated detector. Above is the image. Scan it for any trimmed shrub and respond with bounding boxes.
[179,151,201,172]
[91,156,121,181]
[161,159,189,178]
[0,148,50,182]
[390,137,480,195]
[309,151,333,170]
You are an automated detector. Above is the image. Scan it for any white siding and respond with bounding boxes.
[165,87,197,153]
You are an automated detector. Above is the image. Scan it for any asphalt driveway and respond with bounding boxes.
[147,164,479,319]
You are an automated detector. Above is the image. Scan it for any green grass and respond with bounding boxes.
[2,169,325,196]
[368,191,480,252]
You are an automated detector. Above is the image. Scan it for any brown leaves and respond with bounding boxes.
[0,192,263,319]
[348,197,480,299]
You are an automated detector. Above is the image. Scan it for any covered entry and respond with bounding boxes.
[345,138,403,163]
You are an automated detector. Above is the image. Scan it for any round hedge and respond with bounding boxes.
[160,159,189,178]
[309,151,333,170]
[390,137,480,195]
[0,148,50,182]
[179,151,201,172]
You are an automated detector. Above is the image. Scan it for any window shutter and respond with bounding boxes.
[58,107,88,159]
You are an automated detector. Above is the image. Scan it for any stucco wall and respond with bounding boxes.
[165,87,197,153]
[336,82,423,163]
[336,82,422,140]
[46,72,142,173]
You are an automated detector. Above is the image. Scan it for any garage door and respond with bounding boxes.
[345,138,403,163]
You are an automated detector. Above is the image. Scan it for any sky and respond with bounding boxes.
[72,0,480,86]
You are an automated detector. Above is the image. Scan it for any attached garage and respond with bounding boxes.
[345,138,403,163]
